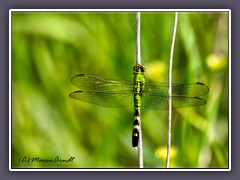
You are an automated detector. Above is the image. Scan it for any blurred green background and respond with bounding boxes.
[11,11,229,168]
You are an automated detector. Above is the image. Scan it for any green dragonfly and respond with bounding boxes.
[69,64,209,148]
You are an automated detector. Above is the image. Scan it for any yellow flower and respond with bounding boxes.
[206,54,227,72]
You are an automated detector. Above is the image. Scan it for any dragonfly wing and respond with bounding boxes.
[142,93,206,110]
[71,74,133,91]
[144,82,209,97]
[69,90,133,108]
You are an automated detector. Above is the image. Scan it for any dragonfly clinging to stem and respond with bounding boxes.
[69,64,209,148]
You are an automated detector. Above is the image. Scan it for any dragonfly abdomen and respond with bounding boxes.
[132,89,142,148]
[132,108,140,147]
[132,85,143,148]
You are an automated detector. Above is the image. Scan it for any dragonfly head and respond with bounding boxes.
[133,64,145,75]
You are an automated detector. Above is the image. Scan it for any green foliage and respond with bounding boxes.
[12,11,229,168]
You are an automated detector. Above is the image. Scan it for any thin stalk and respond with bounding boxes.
[136,12,143,168]
[136,12,141,65]
[166,12,178,168]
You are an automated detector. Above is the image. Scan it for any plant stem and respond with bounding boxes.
[136,12,141,65]
[166,12,178,168]
[136,12,144,168]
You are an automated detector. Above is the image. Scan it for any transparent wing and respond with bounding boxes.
[70,74,134,107]
[70,74,208,109]
[144,82,209,97]
[69,90,133,108]
[142,82,208,109]
[71,74,133,91]
[142,94,206,110]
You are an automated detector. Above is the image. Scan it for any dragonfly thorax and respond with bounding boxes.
[133,65,145,108]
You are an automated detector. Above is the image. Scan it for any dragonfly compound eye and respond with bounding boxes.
[133,64,145,74]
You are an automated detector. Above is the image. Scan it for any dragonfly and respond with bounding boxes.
[69,64,209,148]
